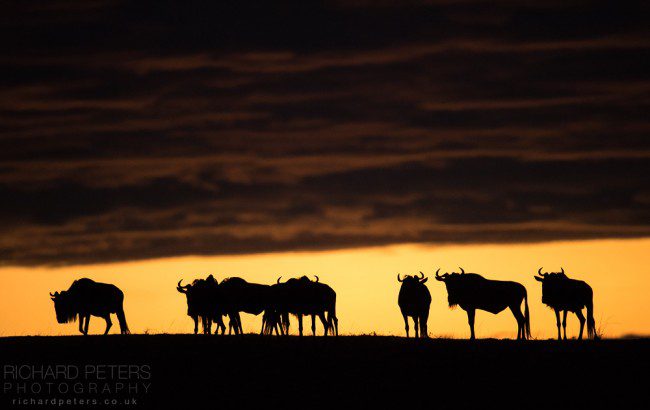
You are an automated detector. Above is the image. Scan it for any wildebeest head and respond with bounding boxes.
[177,277,217,317]
[50,290,77,324]
[397,271,431,316]
[534,267,568,283]
[435,267,484,307]
[534,267,572,306]
[397,271,428,286]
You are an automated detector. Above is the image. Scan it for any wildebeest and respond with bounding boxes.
[275,276,338,336]
[177,275,226,335]
[397,271,431,338]
[435,268,530,340]
[216,277,275,335]
[534,267,598,340]
[50,278,129,335]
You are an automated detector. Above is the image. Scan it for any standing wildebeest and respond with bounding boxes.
[275,276,338,336]
[50,278,129,335]
[435,268,530,340]
[177,275,226,335]
[397,272,431,338]
[216,277,275,335]
[534,267,598,340]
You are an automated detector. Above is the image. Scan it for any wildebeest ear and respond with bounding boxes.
[420,278,428,284]
[534,276,543,282]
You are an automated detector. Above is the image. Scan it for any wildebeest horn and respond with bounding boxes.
[561,267,564,274]
[177,279,190,293]
[435,268,440,277]
[538,267,543,275]
[49,292,56,297]
[459,267,465,274]
[277,276,283,284]
[418,271,425,279]
[397,274,403,282]
[314,275,319,282]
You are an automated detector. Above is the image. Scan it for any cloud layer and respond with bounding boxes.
[1,1,649,265]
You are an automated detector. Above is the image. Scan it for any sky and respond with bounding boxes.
[2,239,649,338]
[1,1,649,337]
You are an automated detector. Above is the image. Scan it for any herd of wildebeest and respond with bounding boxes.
[49,267,598,340]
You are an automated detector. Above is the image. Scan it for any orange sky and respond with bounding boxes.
[1,238,648,339]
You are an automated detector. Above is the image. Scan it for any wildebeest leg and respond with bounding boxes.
[575,309,586,340]
[103,315,112,335]
[203,317,212,335]
[467,309,476,340]
[421,314,429,339]
[276,314,284,336]
[213,316,225,335]
[298,315,304,336]
[83,315,90,335]
[232,312,242,335]
[311,314,317,336]
[192,315,199,335]
[510,305,525,340]
[402,313,410,338]
[554,309,561,340]
[414,316,420,338]
[317,312,328,336]
[562,310,568,340]
[78,315,85,335]
[282,312,290,335]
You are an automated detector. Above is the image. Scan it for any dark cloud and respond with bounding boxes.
[1,1,649,265]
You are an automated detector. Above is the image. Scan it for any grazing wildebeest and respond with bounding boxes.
[217,277,275,335]
[177,275,226,335]
[534,267,598,340]
[435,268,530,340]
[50,278,129,335]
[275,276,338,336]
[397,271,431,338]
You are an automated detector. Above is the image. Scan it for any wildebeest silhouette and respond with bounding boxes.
[275,276,338,336]
[216,277,275,335]
[50,278,129,335]
[435,268,530,340]
[397,271,431,338]
[534,267,598,340]
[177,275,226,335]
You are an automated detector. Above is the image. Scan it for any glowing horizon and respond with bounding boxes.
[1,238,649,339]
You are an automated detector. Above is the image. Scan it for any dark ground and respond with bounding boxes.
[1,335,648,409]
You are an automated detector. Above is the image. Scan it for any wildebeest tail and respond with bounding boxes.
[117,308,129,334]
[524,290,531,339]
[586,297,597,339]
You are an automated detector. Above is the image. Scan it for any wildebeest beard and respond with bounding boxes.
[53,293,79,324]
